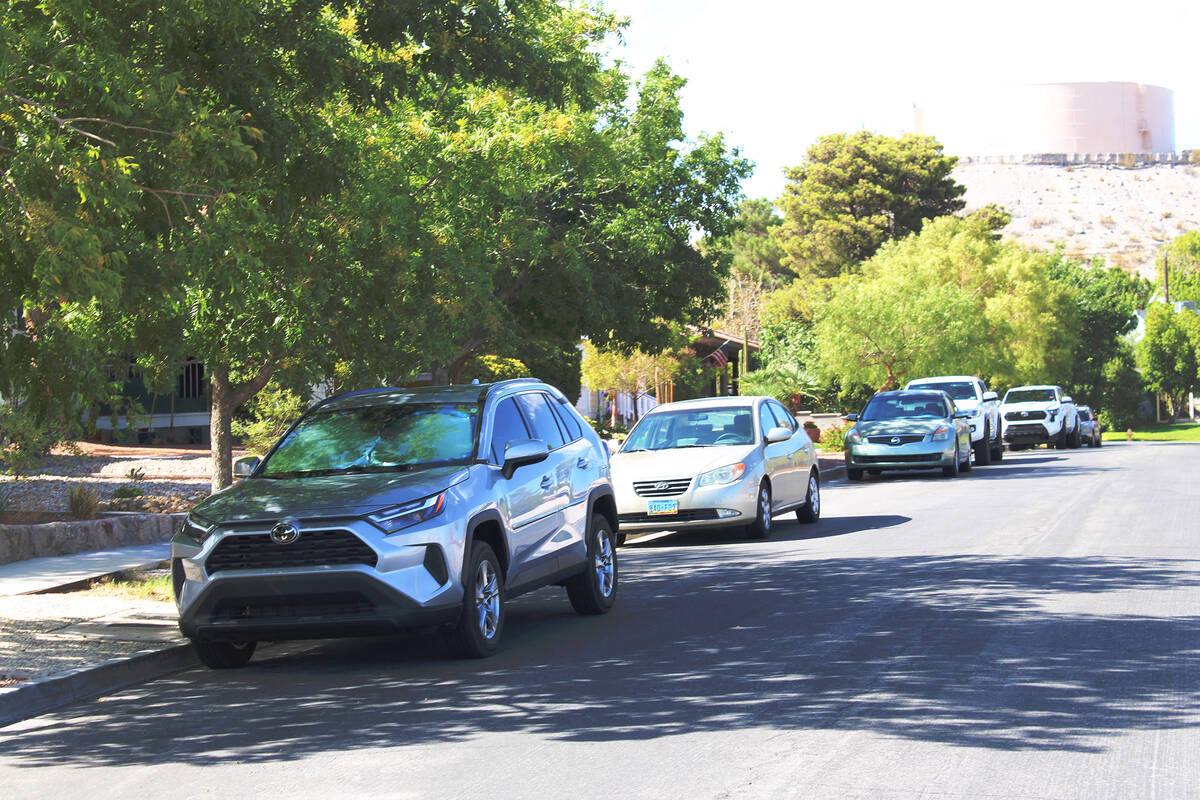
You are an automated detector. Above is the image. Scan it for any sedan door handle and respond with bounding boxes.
[540,475,553,489]
[576,457,589,469]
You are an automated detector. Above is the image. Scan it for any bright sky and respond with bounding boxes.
[602,0,1200,200]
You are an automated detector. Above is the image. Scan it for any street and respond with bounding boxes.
[1,441,1198,799]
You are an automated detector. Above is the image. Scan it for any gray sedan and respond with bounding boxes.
[844,390,973,480]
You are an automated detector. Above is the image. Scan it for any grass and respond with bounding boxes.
[85,569,173,602]
[1102,421,1200,442]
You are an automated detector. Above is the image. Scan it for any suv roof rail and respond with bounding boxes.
[486,378,543,392]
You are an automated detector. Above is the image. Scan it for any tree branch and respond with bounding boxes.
[8,93,117,147]
[229,362,275,408]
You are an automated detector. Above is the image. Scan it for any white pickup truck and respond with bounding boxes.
[1000,384,1080,450]
[904,375,1003,465]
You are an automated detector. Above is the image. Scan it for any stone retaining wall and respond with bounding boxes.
[0,514,185,566]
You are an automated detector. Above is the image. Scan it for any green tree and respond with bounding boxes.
[1138,303,1200,419]
[580,340,686,425]
[1158,231,1200,303]
[776,132,965,278]
[1097,341,1146,430]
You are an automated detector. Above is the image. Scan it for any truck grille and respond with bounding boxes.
[1005,423,1048,437]
[206,529,378,574]
[633,478,692,497]
[866,434,925,445]
[1005,410,1046,421]
[619,508,721,524]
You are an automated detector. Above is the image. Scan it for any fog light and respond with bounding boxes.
[716,509,741,519]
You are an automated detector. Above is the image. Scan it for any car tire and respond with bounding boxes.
[990,433,1004,462]
[745,481,773,539]
[1055,427,1068,449]
[795,471,820,524]
[847,467,864,481]
[973,424,992,466]
[445,541,505,658]
[942,443,960,477]
[1095,434,1103,448]
[194,639,256,669]
[960,437,972,473]
[1070,424,1082,449]
[566,515,618,615]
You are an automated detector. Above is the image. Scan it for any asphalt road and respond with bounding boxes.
[2,442,1198,799]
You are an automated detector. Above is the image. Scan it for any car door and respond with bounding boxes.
[758,401,796,509]
[488,395,563,589]
[770,400,814,499]
[509,391,574,586]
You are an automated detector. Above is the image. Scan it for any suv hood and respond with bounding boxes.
[612,445,757,481]
[192,465,472,524]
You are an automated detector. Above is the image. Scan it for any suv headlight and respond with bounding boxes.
[931,425,952,441]
[696,463,746,487]
[178,512,215,545]
[367,492,446,534]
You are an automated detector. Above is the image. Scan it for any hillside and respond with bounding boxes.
[953,163,1200,277]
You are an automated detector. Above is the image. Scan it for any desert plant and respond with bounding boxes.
[126,467,147,482]
[67,484,101,520]
[112,484,144,499]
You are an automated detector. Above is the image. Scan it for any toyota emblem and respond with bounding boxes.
[1021,411,1029,417]
[653,481,670,491]
[890,436,901,445]
[270,519,300,545]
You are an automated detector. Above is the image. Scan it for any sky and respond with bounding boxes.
[601,0,1200,200]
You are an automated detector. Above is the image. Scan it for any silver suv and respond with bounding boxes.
[172,379,618,668]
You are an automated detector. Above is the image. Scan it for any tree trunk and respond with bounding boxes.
[208,362,275,493]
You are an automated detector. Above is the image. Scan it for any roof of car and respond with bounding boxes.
[1005,385,1060,391]
[906,375,979,384]
[871,389,950,397]
[316,385,489,411]
[646,395,765,413]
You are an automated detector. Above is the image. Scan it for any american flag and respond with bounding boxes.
[708,348,728,368]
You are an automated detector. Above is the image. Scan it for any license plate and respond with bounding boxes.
[647,499,679,516]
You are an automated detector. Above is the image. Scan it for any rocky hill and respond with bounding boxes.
[953,162,1200,277]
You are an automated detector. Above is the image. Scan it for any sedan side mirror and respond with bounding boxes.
[845,413,859,422]
[233,456,260,478]
[982,391,998,402]
[502,439,550,479]
[765,426,791,444]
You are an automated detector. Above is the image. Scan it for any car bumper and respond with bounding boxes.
[172,518,463,642]
[845,440,955,471]
[1003,421,1058,443]
[614,477,758,531]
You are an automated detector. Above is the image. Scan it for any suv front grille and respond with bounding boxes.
[619,509,720,524]
[633,478,692,497]
[866,434,925,445]
[1006,410,1046,421]
[206,529,378,574]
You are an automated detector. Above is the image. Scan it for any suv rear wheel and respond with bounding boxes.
[446,541,505,658]
[567,514,618,615]
[194,639,256,669]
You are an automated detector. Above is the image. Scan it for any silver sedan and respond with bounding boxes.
[844,390,973,480]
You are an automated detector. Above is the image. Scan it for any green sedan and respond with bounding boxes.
[843,390,974,480]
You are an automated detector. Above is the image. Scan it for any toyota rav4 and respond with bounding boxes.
[172,379,619,668]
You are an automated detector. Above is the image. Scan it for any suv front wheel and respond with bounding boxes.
[446,541,505,658]
[567,514,618,615]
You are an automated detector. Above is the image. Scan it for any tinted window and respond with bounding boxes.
[1078,409,1092,420]
[861,393,949,421]
[550,399,583,441]
[621,407,755,451]
[490,397,531,463]
[516,393,567,450]
[768,401,796,432]
[758,404,775,438]
[909,381,975,401]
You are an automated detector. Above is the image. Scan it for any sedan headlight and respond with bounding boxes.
[367,492,447,534]
[844,428,862,444]
[696,462,747,487]
[178,512,215,545]
[931,425,952,441]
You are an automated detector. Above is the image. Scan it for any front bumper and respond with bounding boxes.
[1003,421,1059,443]
[846,439,955,471]
[615,476,758,531]
[172,517,463,642]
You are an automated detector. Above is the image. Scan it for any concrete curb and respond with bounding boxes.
[821,464,847,483]
[0,513,185,566]
[0,643,198,728]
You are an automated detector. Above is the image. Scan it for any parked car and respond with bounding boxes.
[172,379,619,668]
[844,390,973,480]
[1076,405,1103,447]
[1000,385,1079,449]
[611,396,820,540]
[905,375,1003,465]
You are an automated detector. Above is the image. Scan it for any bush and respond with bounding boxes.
[232,383,307,455]
[67,484,101,520]
[818,422,849,453]
[0,405,67,476]
[112,484,144,499]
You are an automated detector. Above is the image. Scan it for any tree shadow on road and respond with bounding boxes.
[2,546,1198,767]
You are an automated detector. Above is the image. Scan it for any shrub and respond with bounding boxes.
[67,484,101,520]
[0,405,67,476]
[231,383,307,455]
[126,467,147,482]
[112,484,144,499]
[818,422,849,453]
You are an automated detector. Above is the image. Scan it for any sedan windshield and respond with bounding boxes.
[861,394,947,421]
[261,402,480,477]
[909,381,975,401]
[1005,389,1056,403]
[621,407,755,451]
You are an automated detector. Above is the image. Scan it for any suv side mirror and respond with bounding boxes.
[982,391,998,402]
[764,426,791,444]
[1062,396,1073,404]
[233,456,260,478]
[502,439,550,479]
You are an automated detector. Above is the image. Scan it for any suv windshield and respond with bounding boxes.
[861,394,947,421]
[621,407,755,451]
[261,401,481,477]
[1005,389,1056,403]
[909,381,975,401]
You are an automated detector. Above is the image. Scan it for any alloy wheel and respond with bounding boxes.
[474,559,501,640]
[594,529,615,598]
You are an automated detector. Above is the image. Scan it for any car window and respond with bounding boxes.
[909,381,975,401]
[490,397,531,463]
[621,407,755,451]
[550,399,583,441]
[758,404,775,438]
[1078,409,1092,420]
[516,392,567,450]
[768,401,796,432]
[862,393,948,421]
